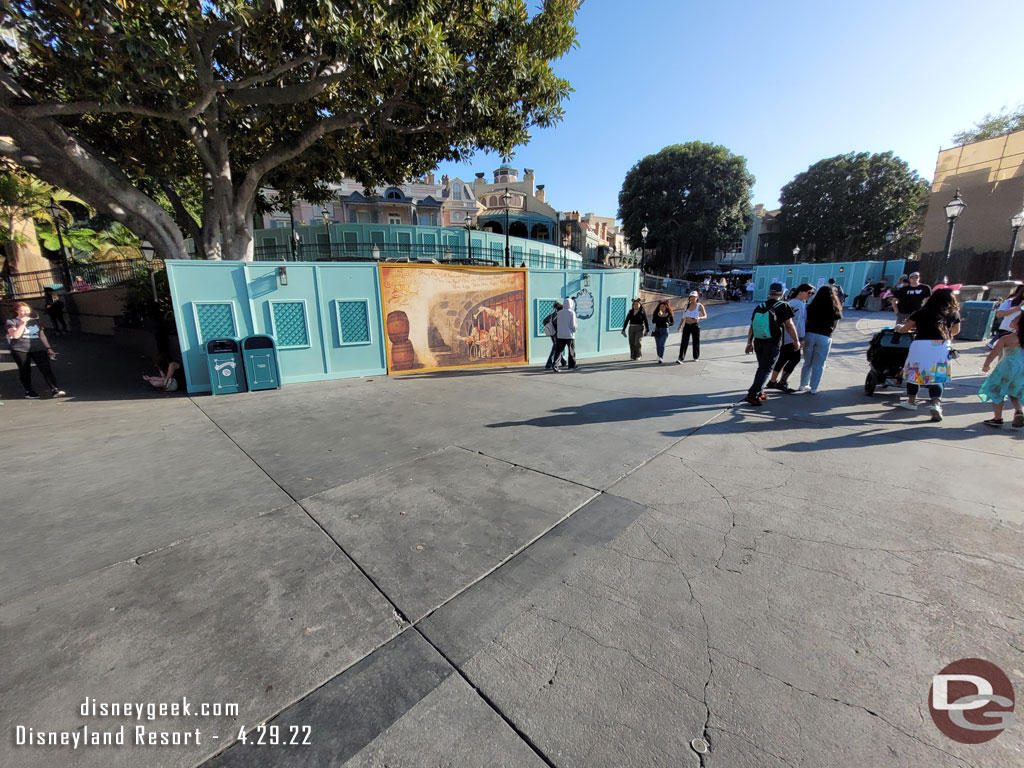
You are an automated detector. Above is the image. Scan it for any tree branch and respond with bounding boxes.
[228,62,350,106]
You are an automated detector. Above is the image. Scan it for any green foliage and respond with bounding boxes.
[0,166,83,245]
[618,142,755,275]
[778,152,929,261]
[121,266,173,326]
[2,0,580,260]
[952,103,1024,146]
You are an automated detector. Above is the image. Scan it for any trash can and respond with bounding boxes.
[957,285,988,302]
[986,280,1023,302]
[242,335,281,391]
[205,338,247,395]
[956,301,998,341]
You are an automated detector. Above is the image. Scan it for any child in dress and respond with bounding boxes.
[979,317,1023,428]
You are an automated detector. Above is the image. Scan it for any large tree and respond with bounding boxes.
[0,1,578,261]
[618,142,754,276]
[952,102,1024,146]
[777,152,928,262]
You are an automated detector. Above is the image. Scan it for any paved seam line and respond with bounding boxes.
[188,401,562,768]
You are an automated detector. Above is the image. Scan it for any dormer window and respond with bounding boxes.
[385,188,403,200]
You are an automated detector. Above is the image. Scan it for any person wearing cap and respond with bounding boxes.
[650,299,675,363]
[743,283,799,406]
[892,272,931,326]
[767,283,813,393]
[677,291,707,363]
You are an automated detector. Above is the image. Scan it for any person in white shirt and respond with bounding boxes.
[768,284,813,393]
[988,285,1023,349]
[550,297,578,371]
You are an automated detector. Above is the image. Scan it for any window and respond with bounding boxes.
[357,211,371,224]
[419,213,437,226]
[385,188,403,200]
[452,212,463,222]
[452,185,461,200]
[388,213,401,225]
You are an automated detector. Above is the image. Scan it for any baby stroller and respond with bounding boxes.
[864,327,912,395]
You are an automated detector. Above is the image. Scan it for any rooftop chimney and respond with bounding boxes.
[523,168,535,196]
[535,184,545,203]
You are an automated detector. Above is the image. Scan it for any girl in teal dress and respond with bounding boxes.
[979,318,1024,427]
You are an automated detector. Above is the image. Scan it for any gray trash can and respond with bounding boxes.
[957,301,998,341]
[242,335,281,391]
[206,338,247,395]
[958,285,988,302]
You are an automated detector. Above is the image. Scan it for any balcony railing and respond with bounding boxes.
[2,257,163,300]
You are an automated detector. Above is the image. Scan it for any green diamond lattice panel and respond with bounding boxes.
[337,301,370,344]
[535,299,559,337]
[196,303,235,343]
[272,302,309,347]
[608,297,628,331]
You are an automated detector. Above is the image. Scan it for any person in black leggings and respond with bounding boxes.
[677,292,707,362]
[6,302,66,399]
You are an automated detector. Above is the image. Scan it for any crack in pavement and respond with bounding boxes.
[709,647,977,768]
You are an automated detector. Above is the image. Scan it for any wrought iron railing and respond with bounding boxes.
[253,241,594,269]
[2,257,163,300]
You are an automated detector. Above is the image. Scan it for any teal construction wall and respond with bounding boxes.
[752,260,906,305]
[167,260,638,393]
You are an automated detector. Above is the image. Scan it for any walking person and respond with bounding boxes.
[651,299,674,363]
[987,285,1023,349]
[551,297,578,371]
[6,301,66,399]
[891,271,931,326]
[742,283,799,406]
[620,298,649,361]
[542,301,567,370]
[979,317,1024,428]
[768,283,812,393]
[828,278,846,306]
[745,279,754,302]
[799,284,844,394]
[677,291,706,363]
[43,287,68,335]
[894,288,961,422]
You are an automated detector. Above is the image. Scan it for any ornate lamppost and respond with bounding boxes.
[640,223,649,271]
[1006,209,1024,280]
[941,188,966,283]
[46,198,74,291]
[502,187,512,267]
[464,218,474,262]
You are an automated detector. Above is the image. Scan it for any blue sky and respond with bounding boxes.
[435,0,1024,220]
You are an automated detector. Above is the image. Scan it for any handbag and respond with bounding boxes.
[543,321,554,337]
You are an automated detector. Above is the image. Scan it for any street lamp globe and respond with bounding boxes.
[792,245,800,260]
[1012,210,1024,230]
[944,189,966,222]
[641,224,649,241]
[885,231,896,244]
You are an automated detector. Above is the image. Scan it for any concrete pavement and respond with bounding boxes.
[1,303,1021,767]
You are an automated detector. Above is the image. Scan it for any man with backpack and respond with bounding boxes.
[743,282,800,406]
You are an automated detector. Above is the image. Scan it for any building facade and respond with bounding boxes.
[919,129,1024,280]
[472,165,558,244]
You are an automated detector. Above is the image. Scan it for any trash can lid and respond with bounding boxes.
[243,334,275,350]
[206,338,239,353]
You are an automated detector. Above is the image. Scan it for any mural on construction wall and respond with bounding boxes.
[379,264,527,373]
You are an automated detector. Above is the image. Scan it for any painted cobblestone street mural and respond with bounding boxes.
[380,265,527,372]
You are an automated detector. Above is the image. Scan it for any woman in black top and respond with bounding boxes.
[895,288,961,422]
[650,300,675,363]
[799,285,843,393]
[621,299,649,360]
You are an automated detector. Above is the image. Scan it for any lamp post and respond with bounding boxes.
[882,230,895,285]
[792,245,800,263]
[142,247,158,303]
[46,198,74,292]
[941,188,966,283]
[502,187,512,267]
[640,223,649,271]
[562,233,569,269]
[1007,209,1024,280]
[287,192,298,260]
[464,218,473,262]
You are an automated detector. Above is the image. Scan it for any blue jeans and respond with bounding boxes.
[799,332,832,390]
[748,339,781,397]
[652,327,669,359]
[907,383,943,401]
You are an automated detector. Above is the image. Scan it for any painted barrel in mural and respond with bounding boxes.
[387,310,415,370]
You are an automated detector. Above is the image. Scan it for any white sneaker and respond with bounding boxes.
[930,403,943,422]
[897,401,917,410]
[809,388,818,395]
[657,357,663,363]
[799,385,811,392]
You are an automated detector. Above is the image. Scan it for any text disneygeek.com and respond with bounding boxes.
[13,697,241,749]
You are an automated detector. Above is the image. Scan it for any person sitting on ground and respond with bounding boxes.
[852,278,873,310]
[143,355,185,392]
[72,275,90,291]
[979,316,1023,428]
